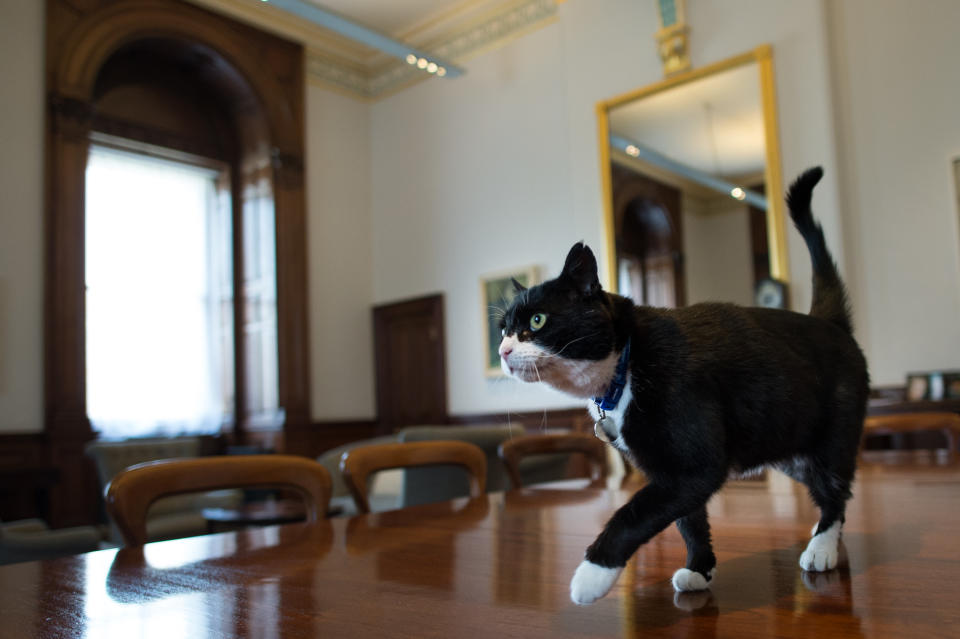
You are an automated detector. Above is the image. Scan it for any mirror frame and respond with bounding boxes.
[595,44,788,295]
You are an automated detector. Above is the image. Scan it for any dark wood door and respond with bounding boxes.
[373,294,447,434]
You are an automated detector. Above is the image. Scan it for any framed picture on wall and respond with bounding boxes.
[481,266,539,377]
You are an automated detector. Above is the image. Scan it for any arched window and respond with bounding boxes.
[44,0,309,525]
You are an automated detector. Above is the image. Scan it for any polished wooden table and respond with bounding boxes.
[2,462,959,638]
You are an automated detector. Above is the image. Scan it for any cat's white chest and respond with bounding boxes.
[587,372,632,450]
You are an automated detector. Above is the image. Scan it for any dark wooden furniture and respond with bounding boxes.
[2,463,960,637]
[498,432,608,488]
[864,412,960,457]
[339,441,486,513]
[0,466,59,522]
[105,455,331,546]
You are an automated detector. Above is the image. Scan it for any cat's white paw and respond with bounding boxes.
[671,568,713,592]
[570,560,622,605]
[799,520,841,572]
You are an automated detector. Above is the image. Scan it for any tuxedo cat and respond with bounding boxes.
[498,167,868,605]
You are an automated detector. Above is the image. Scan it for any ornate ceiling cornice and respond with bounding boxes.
[188,0,559,100]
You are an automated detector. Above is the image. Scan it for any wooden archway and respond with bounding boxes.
[44,0,309,525]
[610,164,685,306]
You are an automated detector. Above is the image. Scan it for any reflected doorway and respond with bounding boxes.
[613,165,684,307]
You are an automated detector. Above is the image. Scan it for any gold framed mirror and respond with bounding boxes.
[596,45,788,309]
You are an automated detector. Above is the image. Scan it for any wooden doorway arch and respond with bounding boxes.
[44,0,309,525]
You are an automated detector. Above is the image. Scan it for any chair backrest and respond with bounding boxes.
[316,434,400,499]
[339,441,487,514]
[105,455,332,546]
[498,433,608,488]
[396,424,526,506]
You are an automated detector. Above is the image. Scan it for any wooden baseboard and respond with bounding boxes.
[285,420,379,458]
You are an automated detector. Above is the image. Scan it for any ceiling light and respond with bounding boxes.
[261,0,463,77]
[437,67,447,77]
[730,187,746,200]
[625,145,640,157]
[427,62,438,73]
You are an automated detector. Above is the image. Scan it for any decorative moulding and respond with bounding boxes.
[187,0,559,100]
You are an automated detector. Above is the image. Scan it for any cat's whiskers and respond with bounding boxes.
[541,332,601,359]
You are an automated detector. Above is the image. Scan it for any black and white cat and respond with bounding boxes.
[498,167,869,605]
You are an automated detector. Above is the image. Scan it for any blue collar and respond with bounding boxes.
[593,338,631,412]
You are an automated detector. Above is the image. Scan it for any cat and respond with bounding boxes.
[497,167,869,605]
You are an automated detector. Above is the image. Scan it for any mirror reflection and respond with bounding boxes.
[599,47,787,309]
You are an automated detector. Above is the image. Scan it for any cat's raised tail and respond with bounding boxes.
[786,167,853,334]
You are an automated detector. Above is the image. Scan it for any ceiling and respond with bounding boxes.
[187,0,560,98]
[609,63,766,180]
[310,0,480,39]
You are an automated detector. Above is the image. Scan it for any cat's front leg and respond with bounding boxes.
[672,505,716,592]
[570,482,716,605]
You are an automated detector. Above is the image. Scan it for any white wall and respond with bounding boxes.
[370,22,580,415]
[4,0,960,432]
[0,0,44,433]
[305,85,375,418]
[827,0,960,385]
[369,0,846,417]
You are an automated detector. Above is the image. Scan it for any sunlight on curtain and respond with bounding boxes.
[85,146,234,438]
[242,176,280,428]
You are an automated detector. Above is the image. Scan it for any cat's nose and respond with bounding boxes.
[500,346,513,360]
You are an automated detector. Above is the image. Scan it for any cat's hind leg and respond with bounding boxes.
[672,505,716,592]
[796,459,854,572]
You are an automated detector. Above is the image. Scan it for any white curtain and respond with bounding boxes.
[85,146,234,439]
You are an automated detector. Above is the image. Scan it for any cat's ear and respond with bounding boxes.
[561,242,602,297]
[510,277,527,294]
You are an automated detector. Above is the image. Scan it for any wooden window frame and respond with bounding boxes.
[44,0,310,526]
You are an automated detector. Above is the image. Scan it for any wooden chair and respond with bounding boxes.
[863,412,960,459]
[498,432,608,488]
[339,442,487,514]
[105,455,332,546]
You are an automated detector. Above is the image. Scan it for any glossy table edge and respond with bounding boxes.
[2,461,959,639]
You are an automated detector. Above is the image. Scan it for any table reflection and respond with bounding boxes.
[2,463,959,638]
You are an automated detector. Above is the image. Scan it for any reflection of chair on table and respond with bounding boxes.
[345,496,490,555]
[105,455,332,546]
[863,412,960,460]
[106,521,334,602]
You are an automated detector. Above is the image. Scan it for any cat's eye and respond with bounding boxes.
[529,313,548,331]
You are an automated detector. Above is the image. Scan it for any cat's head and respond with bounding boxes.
[498,243,623,398]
